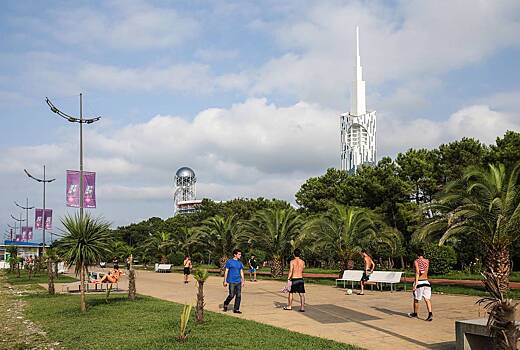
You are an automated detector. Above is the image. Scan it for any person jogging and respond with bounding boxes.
[223,249,245,314]
[408,248,433,321]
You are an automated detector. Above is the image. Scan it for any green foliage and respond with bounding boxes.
[177,303,193,342]
[199,214,240,265]
[423,243,457,275]
[193,268,209,283]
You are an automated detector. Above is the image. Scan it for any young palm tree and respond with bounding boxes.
[57,213,111,312]
[416,163,520,293]
[199,215,239,274]
[477,271,519,350]
[6,246,17,274]
[242,208,303,277]
[193,269,209,323]
[304,205,378,275]
[44,247,59,295]
[127,254,136,301]
[144,231,174,263]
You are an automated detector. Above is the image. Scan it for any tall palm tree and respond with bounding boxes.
[57,213,111,312]
[304,205,378,275]
[199,215,239,273]
[415,163,520,293]
[144,231,174,263]
[175,226,202,257]
[242,208,303,277]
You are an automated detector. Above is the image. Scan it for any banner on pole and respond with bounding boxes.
[15,234,21,242]
[21,227,33,241]
[35,209,53,229]
[66,170,96,208]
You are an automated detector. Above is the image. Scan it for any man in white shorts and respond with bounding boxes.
[408,249,433,321]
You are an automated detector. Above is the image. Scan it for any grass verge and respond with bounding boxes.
[24,293,363,350]
[5,271,77,285]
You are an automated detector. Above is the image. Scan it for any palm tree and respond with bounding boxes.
[127,254,136,301]
[175,226,202,257]
[144,231,174,263]
[57,213,111,312]
[304,205,378,275]
[44,247,59,295]
[477,271,520,350]
[242,208,303,277]
[193,269,209,323]
[6,246,17,274]
[415,163,520,293]
[199,215,239,274]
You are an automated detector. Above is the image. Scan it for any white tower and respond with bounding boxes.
[174,167,197,214]
[340,26,376,173]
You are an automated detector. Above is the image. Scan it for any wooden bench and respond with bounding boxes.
[335,270,403,291]
[155,263,172,273]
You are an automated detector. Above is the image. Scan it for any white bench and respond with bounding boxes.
[155,263,172,273]
[335,270,403,291]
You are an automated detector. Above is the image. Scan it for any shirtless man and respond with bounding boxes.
[283,248,306,312]
[359,249,375,295]
[183,256,192,284]
[408,249,433,321]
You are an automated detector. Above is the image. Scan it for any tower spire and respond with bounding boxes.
[351,26,366,116]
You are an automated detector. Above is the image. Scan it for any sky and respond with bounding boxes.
[1,0,520,242]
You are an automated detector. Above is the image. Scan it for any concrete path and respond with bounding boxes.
[78,269,490,350]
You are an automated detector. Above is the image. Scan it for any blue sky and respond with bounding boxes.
[1,0,520,242]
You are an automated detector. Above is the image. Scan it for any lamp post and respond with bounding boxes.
[10,214,24,238]
[24,166,55,251]
[15,198,34,231]
[46,94,100,218]
[7,224,17,241]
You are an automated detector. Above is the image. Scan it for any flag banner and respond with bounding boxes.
[66,170,96,208]
[21,227,33,241]
[35,209,53,229]
[15,234,21,242]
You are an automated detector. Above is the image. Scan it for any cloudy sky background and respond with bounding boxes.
[1,0,520,241]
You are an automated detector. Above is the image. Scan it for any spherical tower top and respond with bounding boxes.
[175,167,195,178]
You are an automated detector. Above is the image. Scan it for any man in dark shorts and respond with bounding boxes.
[283,248,305,312]
[359,249,374,295]
[223,249,245,314]
[248,254,258,282]
[183,256,192,284]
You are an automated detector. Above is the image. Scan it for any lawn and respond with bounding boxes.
[5,271,78,285]
[23,293,362,350]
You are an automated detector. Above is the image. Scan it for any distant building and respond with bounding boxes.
[173,167,202,214]
[0,241,47,269]
[340,27,376,173]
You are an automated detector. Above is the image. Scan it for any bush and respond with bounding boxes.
[167,252,184,266]
[424,243,457,275]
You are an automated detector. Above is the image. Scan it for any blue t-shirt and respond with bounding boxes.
[225,259,244,283]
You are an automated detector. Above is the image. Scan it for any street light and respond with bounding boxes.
[24,167,55,251]
[46,94,101,217]
[15,198,34,231]
[7,224,17,241]
[10,213,24,238]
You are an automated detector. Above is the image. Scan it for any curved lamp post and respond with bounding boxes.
[46,94,100,217]
[24,167,55,251]
[15,198,34,231]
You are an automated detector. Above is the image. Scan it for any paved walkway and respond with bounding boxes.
[57,269,493,350]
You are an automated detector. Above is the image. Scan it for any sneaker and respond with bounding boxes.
[407,312,418,318]
[233,310,242,314]
[223,305,228,312]
[426,314,433,322]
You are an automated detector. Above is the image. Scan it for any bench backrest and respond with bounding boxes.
[338,270,363,280]
[157,264,172,270]
[370,271,402,283]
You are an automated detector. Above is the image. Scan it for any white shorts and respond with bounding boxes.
[413,281,431,300]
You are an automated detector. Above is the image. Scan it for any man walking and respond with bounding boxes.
[359,249,375,295]
[408,249,433,321]
[283,248,306,312]
[248,254,258,282]
[183,255,192,284]
[223,249,245,314]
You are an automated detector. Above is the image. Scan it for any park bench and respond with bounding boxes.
[155,263,172,273]
[335,270,403,291]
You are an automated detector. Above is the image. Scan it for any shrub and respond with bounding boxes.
[424,243,457,275]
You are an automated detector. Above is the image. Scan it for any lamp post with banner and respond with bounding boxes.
[10,214,24,240]
[24,166,55,252]
[46,94,100,217]
[15,198,34,233]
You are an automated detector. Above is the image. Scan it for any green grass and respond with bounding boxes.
[431,271,520,282]
[5,271,77,285]
[24,293,362,350]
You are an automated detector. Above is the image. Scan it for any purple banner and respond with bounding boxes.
[15,234,21,242]
[21,227,32,241]
[35,209,52,229]
[66,170,96,208]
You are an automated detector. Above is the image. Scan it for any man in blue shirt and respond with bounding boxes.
[223,249,245,314]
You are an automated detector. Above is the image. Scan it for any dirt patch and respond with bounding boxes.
[0,272,61,350]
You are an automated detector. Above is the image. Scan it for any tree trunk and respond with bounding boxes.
[338,259,348,278]
[271,256,283,277]
[80,264,86,312]
[16,261,20,278]
[219,256,229,276]
[485,246,511,294]
[196,281,205,323]
[400,255,405,269]
[128,256,136,301]
[54,261,59,279]
[47,258,55,295]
